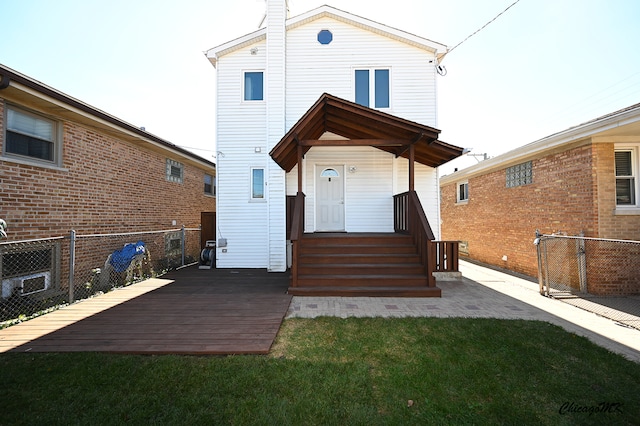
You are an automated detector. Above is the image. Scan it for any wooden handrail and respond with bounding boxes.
[393,191,458,286]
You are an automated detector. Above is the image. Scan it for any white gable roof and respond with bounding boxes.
[205,5,448,67]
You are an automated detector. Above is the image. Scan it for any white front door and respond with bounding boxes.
[316,166,345,231]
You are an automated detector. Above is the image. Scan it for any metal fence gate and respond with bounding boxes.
[535,232,640,330]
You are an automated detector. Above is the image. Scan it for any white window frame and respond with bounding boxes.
[615,144,640,214]
[250,166,266,201]
[456,181,469,204]
[353,67,392,110]
[3,103,62,167]
[166,159,184,184]
[242,70,265,102]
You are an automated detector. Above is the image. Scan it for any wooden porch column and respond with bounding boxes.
[409,143,415,191]
[297,144,303,193]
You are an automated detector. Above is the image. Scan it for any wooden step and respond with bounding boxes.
[295,274,429,287]
[300,244,417,255]
[300,253,421,264]
[298,263,425,276]
[287,286,442,297]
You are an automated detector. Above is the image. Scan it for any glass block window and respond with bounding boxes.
[506,161,532,188]
[166,159,184,183]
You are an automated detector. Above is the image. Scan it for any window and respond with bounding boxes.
[615,149,636,206]
[4,105,57,163]
[244,71,264,101]
[204,174,215,196]
[354,68,390,108]
[251,167,265,199]
[457,181,469,203]
[166,159,183,183]
[506,161,532,188]
[317,29,333,45]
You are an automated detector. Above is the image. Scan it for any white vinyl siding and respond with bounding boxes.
[285,17,438,128]
[214,13,441,268]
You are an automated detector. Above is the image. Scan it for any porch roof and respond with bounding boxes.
[269,93,464,172]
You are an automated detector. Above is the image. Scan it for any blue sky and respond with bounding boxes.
[2,0,640,174]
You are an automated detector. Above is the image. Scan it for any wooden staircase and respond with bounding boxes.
[287,233,441,297]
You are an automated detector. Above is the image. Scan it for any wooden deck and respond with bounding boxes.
[0,267,291,355]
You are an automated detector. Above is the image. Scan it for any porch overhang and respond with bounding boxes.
[269,93,464,172]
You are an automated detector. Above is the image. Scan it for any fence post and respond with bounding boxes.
[69,229,76,303]
[534,230,545,296]
[181,225,186,267]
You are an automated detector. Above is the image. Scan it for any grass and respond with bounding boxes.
[1,317,639,425]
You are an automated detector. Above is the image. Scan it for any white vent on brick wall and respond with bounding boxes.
[1,271,50,298]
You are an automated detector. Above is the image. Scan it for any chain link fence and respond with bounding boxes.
[535,232,640,330]
[0,227,201,327]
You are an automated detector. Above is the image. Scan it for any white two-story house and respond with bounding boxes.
[206,1,463,296]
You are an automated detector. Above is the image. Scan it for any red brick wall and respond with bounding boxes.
[594,143,640,240]
[441,143,597,278]
[0,100,216,241]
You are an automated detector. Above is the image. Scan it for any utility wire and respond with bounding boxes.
[440,0,522,62]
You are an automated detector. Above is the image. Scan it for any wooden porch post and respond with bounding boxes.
[409,143,415,192]
[297,144,303,193]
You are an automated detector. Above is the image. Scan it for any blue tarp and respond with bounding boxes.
[109,241,146,273]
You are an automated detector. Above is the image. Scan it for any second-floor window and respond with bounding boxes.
[244,71,264,101]
[355,68,390,109]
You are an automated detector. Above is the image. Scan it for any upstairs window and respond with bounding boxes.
[355,68,390,108]
[615,149,636,206]
[244,71,264,101]
[4,105,57,164]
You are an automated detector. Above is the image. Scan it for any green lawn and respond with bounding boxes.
[1,318,638,425]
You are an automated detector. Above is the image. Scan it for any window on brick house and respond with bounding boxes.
[4,105,59,165]
[615,149,637,206]
[457,181,469,203]
[506,161,532,188]
[204,174,215,196]
[166,159,183,183]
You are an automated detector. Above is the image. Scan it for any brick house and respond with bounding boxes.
[0,64,216,241]
[440,103,640,294]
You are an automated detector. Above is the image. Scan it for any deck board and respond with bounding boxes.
[0,267,291,355]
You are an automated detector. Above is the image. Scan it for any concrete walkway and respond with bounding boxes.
[287,260,640,363]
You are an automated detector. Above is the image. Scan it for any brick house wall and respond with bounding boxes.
[440,142,598,279]
[0,99,216,241]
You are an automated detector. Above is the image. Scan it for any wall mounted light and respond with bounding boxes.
[255,147,262,153]
[349,166,357,173]
[250,48,258,55]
